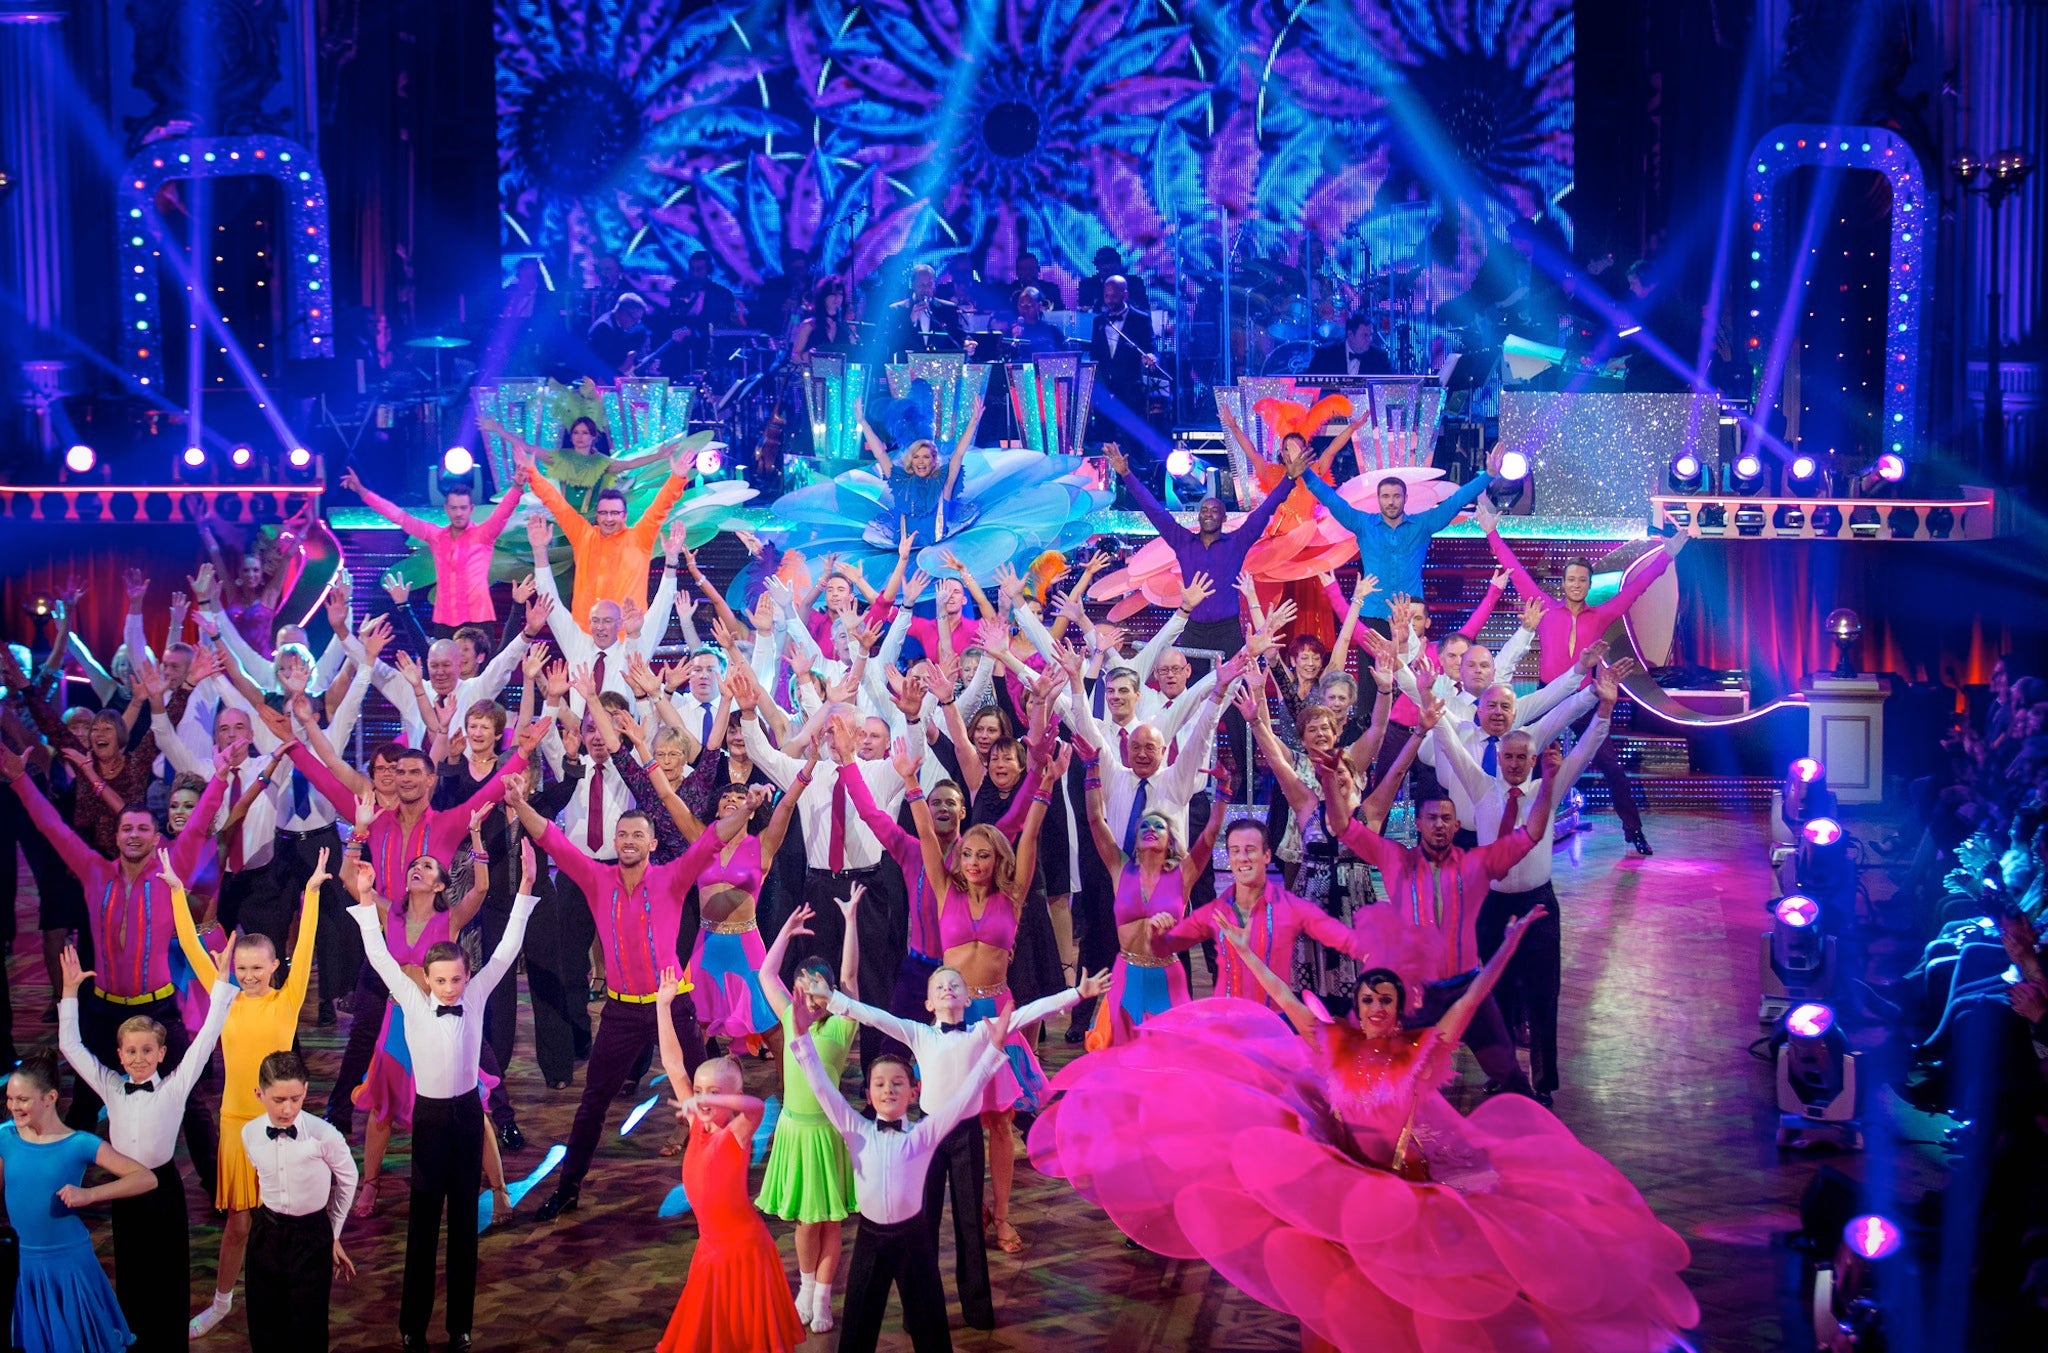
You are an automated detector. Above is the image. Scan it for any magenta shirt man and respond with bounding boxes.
[344,469,521,626]
[1485,527,1683,683]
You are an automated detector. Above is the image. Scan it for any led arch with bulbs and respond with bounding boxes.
[117,135,335,392]
[1744,124,1930,459]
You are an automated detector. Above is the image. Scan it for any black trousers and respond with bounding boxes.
[477,905,523,1106]
[403,1092,484,1339]
[527,874,595,1084]
[248,1206,332,1351]
[270,826,360,1009]
[923,1117,993,1330]
[67,991,218,1195]
[113,1162,188,1352]
[1065,795,1120,1031]
[1477,882,1563,1095]
[559,997,705,1192]
[841,1211,953,1353]
[1402,968,1532,1095]
[1571,708,1643,835]
[218,864,291,952]
[794,865,906,1070]
[323,963,390,1134]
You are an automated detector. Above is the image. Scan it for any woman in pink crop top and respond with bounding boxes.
[1077,763,1226,1051]
[673,771,808,1053]
[903,738,1069,1255]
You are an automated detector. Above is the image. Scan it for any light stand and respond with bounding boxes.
[1951,147,2036,470]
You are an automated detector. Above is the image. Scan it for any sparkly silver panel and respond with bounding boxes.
[1007,354,1095,457]
[884,354,993,443]
[802,355,872,465]
[600,379,695,454]
[1498,392,1720,519]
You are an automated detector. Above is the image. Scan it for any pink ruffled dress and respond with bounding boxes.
[1028,999,1698,1351]
[352,907,498,1129]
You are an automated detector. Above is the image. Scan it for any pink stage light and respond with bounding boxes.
[696,444,725,475]
[1874,453,1906,481]
[1786,1002,1834,1038]
[1165,448,1195,478]
[1775,895,1820,928]
[1791,757,1823,782]
[1843,1214,1902,1260]
[1803,817,1843,846]
[64,444,96,474]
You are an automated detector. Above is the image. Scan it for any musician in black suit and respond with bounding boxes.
[665,252,738,372]
[1087,275,1161,479]
[1309,312,1393,377]
[585,294,651,377]
[1077,247,1150,312]
[883,263,967,356]
[1008,251,1065,311]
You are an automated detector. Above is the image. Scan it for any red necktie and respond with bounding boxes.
[1118,726,1130,762]
[225,768,246,871]
[591,651,607,696]
[828,770,847,871]
[1165,732,1180,766]
[1497,785,1524,841]
[586,767,606,852]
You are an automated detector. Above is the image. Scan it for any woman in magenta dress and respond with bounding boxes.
[1029,905,1699,1352]
[341,813,509,1221]
[652,969,805,1353]
[1077,761,1225,1050]
[667,777,804,1054]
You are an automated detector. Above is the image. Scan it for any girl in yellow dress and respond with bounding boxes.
[160,846,324,1339]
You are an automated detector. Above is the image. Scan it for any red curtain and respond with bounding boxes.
[1668,541,2018,705]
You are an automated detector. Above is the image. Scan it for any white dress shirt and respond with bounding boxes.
[538,751,634,862]
[1408,658,1592,787]
[161,739,293,870]
[791,1029,1006,1224]
[356,632,530,744]
[350,892,538,1098]
[673,689,721,749]
[1422,682,1599,837]
[537,612,634,718]
[743,716,908,871]
[826,988,1079,1106]
[1072,685,1224,846]
[59,978,237,1170]
[1434,714,1613,893]
[240,1111,359,1235]
[275,668,370,833]
[204,604,348,694]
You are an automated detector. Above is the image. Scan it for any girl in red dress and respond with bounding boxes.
[653,969,805,1353]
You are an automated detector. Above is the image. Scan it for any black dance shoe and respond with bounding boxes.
[496,1122,525,1151]
[1627,830,1654,856]
[535,1185,580,1222]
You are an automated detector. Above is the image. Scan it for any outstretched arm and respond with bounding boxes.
[1438,908,1545,1045]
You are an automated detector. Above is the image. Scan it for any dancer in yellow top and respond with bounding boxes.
[162,846,324,1340]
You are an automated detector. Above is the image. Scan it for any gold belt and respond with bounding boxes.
[966,982,1010,1001]
[706,918,758,936]
[99,983,178,1006]
[1119,949,1169,969]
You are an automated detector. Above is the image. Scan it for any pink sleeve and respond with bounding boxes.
[1587,548,1672,628]
[167,775,229,882]
[1486,532,1550,609]
[10,776,103,888]
[841,765,917,858]
[432,752,529,860]
[1156,904,1217,954]
[665,822,727,897]
[476,488,522,543]
[1458,579,1504,639]
[286,742,358,818]
[538,821,606,903]
[1295,899,1372,960]
[1335,817,1405,873]
[1474,828,1537,882]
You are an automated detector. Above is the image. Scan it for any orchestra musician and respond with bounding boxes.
[586,293,654,378]
[1078,247,1150,312]
[791,277,854,362]
[1309,312,1393,377]
[667,252,739,372]
[1007,288,1066,356]
[1087,276,1161,469]
[1009,251,1065,311]
[883,264,967,357]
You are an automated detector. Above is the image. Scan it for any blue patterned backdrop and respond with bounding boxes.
[494,0,1572,294]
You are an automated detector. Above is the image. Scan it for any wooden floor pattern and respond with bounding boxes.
[12,809,1934,1351]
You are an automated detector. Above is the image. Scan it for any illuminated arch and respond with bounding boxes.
[1745,124,1930,455]
[117,135,334,390]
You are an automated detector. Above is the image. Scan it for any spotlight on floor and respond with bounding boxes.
[1848,505,1882,538]
[1668,450,1710,493]
[1761,893,1835,1021]
[1785,453,1824,497]
[62,444,97,476]
[442,445,476,477]
[1776,1001,1862,1150]
[1726,450,1767,496]
[1487,448,1530,510]
[1844,1214,1902,1261]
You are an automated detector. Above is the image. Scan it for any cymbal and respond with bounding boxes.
[405,334,472,350]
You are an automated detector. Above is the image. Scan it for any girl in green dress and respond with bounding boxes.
[754,896,860,1335]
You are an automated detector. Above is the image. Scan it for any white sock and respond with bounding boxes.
[796,1273,816,1323]
[211,1292,233,1314]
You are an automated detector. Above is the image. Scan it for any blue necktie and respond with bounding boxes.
[1091,677,1106,719]
[291,769,312,821]
[1121,777,1150,857]
[699,705,713,746]
[1481,736,1499,776]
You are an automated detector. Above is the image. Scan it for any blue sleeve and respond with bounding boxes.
[1300,473,1371,535]
[1408,473,1492,535]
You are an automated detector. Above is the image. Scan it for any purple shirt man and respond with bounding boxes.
[1108,445,1290,639]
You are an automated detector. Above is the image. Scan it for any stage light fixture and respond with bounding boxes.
[287,446,313,470]
[280,447,318,486]
[1695,503,1728,535]
[1667,451,1710,494]
[1762,892,1835,1021]
[1848,505,1881,538]
[1772,504,1806,532]
[1844,1214,1902,1262]
[1792,757,1824,783]
[696,444,725,476]
[1725,450,1766,496]
[1786,453,1823,497]
[1803,817,1842,846]
[442,446,476,477]
[175,444,211,483]
[1886,506,1920,539]
[1165,448,1195,479]
[182,446,206,468]
[1924,506,1954,538]
[1777,1000,1861,1149]
[1811,504,1844,537]
[63,444,96,475]
[1857,453,1906,495]
[229,444,254,469]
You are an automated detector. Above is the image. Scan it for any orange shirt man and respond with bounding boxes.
[519,446,688,626]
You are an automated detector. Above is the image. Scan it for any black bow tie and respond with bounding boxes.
[875,1117,907,1133]
[266,1124,298,1141]
[123,1081,156,1095]
[435,1004,464,1018]
[937,1021,968,1033]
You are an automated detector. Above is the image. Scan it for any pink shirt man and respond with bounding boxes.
[1486,535,1672,683]
[1157,880,1373,1010]
[1335,819,1536,977]
[351,480,521,626]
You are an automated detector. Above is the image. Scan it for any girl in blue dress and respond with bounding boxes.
[859,396,983,548]
[0,1048,161,1353]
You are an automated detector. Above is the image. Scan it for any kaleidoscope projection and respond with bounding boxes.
[495,0,1572,291]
